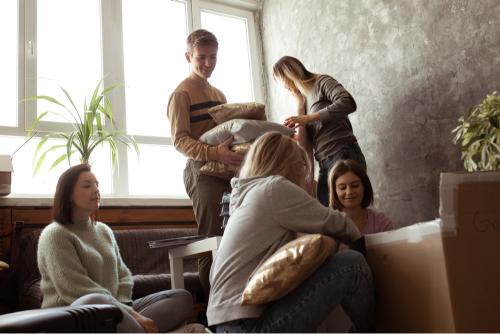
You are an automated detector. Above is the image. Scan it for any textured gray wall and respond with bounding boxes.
[259,0,500,226]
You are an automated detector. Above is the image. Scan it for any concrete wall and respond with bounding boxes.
[259,0,500,227]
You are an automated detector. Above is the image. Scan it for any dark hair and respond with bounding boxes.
[328,159,373,210]
[186,29,218,53]
[52,164,92,225]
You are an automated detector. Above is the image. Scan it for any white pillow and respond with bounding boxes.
[199,119,295,145]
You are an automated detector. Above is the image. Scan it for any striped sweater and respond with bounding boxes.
[167,73,226,161]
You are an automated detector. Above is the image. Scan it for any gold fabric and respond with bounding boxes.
[199,143,252,180]
[208,102,266,124]
[241,234,337,305]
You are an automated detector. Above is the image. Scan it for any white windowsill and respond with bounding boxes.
[0,195,192,207]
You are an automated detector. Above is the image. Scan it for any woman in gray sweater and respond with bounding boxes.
[207,132,374,332]
[37,164,194,333]
[273,55,366,207]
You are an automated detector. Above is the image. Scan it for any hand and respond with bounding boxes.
[131,310,159,333]
[216,136,244,167]
[283,114,318,128]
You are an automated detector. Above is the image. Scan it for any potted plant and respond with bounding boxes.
[27,80,139,174]
[452,91,500,171]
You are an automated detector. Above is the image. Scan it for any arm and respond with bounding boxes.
[316,76,357,122]
[107,228,133,304]
[167,92,243,166]
[296,125,315,195]
[269,178,361,244]
[167,91,218,162]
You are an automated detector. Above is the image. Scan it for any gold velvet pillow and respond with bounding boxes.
[241,234,337,305]
[199,143,251,180]
[208,102,266,124]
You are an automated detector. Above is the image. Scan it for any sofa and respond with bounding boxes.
[1,224,203,315]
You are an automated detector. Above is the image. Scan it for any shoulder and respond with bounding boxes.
[39,222,68,241]
[367,208,393,232]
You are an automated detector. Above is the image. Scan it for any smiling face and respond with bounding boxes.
[335,171,365,210]
[71,171,100,216]
[186,43,218,80]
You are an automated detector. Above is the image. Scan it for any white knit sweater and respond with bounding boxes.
[37,220,133,309]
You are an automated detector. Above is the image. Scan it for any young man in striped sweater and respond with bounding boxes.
[167,29,243,296]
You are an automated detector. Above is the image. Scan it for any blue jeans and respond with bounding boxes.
[317,142,367,207]
[215,250,375,333]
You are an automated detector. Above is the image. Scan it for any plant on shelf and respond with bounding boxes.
[452,91,500,172]
[27,80,139,174]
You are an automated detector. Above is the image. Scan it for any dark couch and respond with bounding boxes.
[4,226,203,312]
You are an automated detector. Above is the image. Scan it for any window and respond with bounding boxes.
[0,1,18,127]
[1,0,262,197]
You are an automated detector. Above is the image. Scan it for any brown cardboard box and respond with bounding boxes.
[365,171,500,332]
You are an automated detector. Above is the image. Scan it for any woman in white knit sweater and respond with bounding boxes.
[37,164,193,333]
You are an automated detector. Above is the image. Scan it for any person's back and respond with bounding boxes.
[208,132,375,332]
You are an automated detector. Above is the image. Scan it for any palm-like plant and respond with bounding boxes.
[27,80,139,174]
[452,91,500,171]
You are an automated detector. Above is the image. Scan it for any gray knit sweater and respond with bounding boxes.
[37,220,133,309]
[207,175,360,326]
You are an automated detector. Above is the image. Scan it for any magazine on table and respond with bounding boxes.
[147,234,214,249]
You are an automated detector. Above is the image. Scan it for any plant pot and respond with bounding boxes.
[0,155,13,196]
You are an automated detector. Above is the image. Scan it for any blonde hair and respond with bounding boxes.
[272,56,318,91]
[239,132,311,188]
[186,29,218,53]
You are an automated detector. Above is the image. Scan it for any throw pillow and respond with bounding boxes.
[241,234,337,305]
[199,119,295,145]
[199,143,252,180]
[208,102,266,124]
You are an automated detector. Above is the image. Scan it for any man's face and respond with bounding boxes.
[186,43,218,79]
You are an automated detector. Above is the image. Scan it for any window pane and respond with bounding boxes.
[128,144,188,197]
[0,136,112,195]
[0,1,18,127]
[37,0,102,122]
[201,10,253,103]
[122,0,189,138]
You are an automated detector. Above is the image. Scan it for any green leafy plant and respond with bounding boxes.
[27,80,139,174]
[452,91,500,171]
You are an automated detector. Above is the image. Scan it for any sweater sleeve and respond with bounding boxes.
[37,226,113,305]
[316,76,357,122]
[269,177,361,244]
[167,91,219,161]
[106,227,133,304]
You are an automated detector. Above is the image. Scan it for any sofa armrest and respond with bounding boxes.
[0,304,123,333]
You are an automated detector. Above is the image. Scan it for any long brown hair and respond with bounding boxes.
[272,56,318,91]
[52,164,93,225]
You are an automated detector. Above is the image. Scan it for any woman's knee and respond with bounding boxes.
[72,293,115,306]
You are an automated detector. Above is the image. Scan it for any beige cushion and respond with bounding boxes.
[241,234,337,305]
[199,143,251,180]
[208,102,266,124]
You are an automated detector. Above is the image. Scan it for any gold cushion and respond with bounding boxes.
[200,143,251,180]
[241,234,337,305]
[208,102,266,124]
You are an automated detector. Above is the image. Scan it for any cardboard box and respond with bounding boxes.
[365,171,500,332]
[0,155,13,196]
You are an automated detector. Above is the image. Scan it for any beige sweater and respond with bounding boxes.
[37,221,133,309]
[167,73,227,161]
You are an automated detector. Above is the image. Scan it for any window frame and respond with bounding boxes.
[3,0,262,196]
